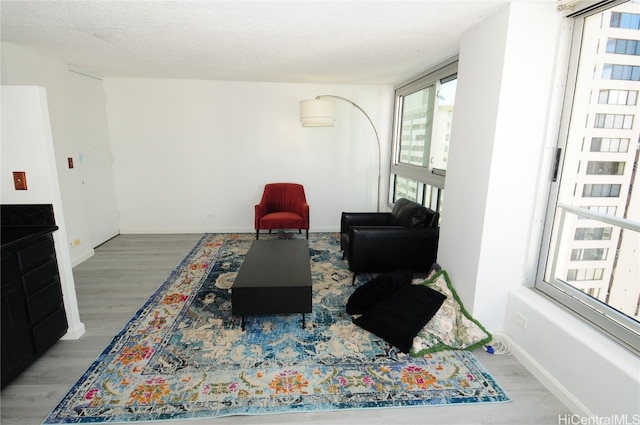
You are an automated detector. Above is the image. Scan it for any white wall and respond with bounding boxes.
[505,289,640,418]
[437,7,509,327]
[1,89,54,202]
[1,42,119,265]
[1,86,85,339]
[441,2,639,418]
[440,1,561,334]
[103,79,393,233]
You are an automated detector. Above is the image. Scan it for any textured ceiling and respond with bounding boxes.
[1,0,510,84]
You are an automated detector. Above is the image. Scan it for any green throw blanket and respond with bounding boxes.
[411,270,492,356]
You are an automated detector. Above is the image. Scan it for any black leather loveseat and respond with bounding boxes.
[340,198,439,281]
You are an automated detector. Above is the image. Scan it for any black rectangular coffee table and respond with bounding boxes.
[232,239,312,330]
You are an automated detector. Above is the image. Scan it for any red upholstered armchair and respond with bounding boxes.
[255,183,309,239]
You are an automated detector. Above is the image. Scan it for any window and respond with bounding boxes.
[602,64,640,80]
[389,58,457,213]
[597,89,638,105]
[581,183,621,197]
[593,113,634,128]
[610,11,640,29]
[570,248,608,261]
[574,227,613,240]
[536,1,639,354]
[590,137,630,152]
[392,175,421,203]
[606,38,640,55]
[567,268,605,281]
[585,161,625,175]
[586,205,617,215]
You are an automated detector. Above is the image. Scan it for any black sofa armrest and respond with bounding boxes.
[347,226,439,274]
[340,212,393,250]
[341,212,393,233]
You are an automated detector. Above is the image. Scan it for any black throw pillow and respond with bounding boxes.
[346,269,413,315]
[352,284,446,353]
[390,198,428,227]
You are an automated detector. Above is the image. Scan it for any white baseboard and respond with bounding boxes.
[61,321,86,340]
[117,228,342,235]
[497,332,592,417]
[71,248,95,267]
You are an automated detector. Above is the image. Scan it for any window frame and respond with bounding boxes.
[388,57,458,209]
[535,0,640,355]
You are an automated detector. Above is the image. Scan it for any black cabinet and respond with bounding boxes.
[1,231,68,388]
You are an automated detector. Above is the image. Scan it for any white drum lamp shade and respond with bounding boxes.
[299,99,335,127]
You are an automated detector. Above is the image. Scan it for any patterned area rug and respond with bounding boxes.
[44,233,510,424]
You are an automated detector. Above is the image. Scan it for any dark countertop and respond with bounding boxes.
[1,225,59,250]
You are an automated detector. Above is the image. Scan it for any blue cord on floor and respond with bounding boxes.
[484,336,512,355]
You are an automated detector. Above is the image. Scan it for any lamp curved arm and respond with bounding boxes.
[315,95,382,211]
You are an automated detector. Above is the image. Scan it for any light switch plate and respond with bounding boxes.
[13,171,27,190]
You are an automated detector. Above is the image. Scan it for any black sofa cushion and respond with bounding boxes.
[346,269,413,315]
[352,283,446,353]
[390,198,429,227]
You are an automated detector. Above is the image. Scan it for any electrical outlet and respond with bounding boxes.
[70,238,81,247]
[514,312,528,330]
[13,171,27,190]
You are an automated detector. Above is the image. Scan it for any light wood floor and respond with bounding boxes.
[1,234,570,425]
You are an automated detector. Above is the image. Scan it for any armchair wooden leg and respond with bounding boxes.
[256,230,259,240]
[305,229,308,239]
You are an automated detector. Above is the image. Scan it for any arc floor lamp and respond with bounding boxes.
[299,95,382,212]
